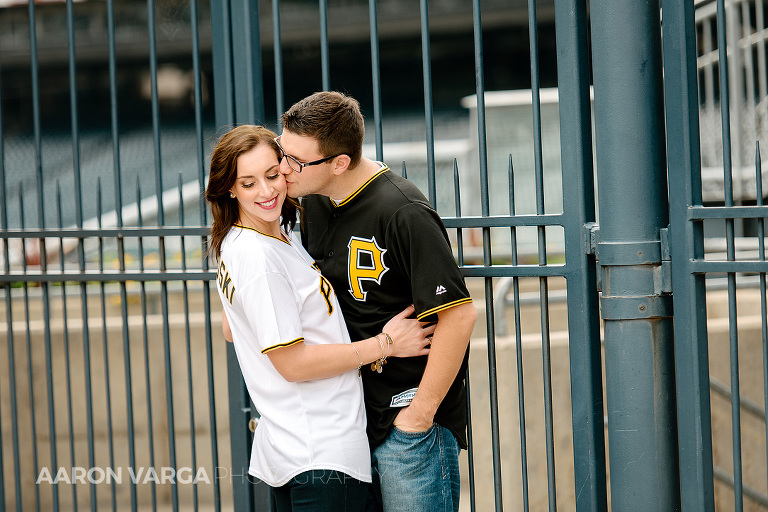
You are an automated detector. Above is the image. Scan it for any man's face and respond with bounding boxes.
[277,130,335,198]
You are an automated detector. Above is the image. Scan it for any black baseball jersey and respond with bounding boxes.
[301,164,472,449]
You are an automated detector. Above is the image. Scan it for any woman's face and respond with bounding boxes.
[229,143,286,233]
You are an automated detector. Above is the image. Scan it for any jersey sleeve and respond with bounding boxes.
[238,271,305,353]
[385,202,472,321]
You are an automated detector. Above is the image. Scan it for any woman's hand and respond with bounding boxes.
[382,304,435,358]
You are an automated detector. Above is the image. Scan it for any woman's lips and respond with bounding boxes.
[257,196,279,209]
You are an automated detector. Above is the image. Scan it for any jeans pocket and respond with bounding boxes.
[391,423,436,438]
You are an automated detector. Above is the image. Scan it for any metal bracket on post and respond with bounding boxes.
[584,222,599,256]
[659,227,672,293]
[584,223,601,291]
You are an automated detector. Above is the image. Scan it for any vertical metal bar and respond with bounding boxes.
[28,1,59,506]
[179,173,199,512]
[273,0,284,124]
[508,157,530,512]
[106,2,138,508]
[202,276,219,512]
[453,164,475,512]
[726,1,743,201]
[65,7,96,504]
[661,0,714,509]
[319,0,330,91]
[210,0,235,128]
[147,0,165,225]
[231,0,264,124]
[160,242,178,512]
[107,0,122,229]
[453,160,464,264]
[0,32,23,512]
[526,2,556,508]
[136,178,158,512]
[146,3,179,505]
[3,278,20,512]
[419,0,436,207]
[57,183,79,512]
[741,2,756,145]
[703,21,718,167]
[756,143,768,496]
[3,183,23,512]
[716,1,743,507]
[63,7,85,504]
[190,0,207,227]
[19,186,42,512]
[471,1,502,510]
[78,217,95,512]
[194,2,220,506]
[368,0,384,160]
[553,0,607,509]
[590,0,679,510]
[96,180,118,512]
[756,0,767,136]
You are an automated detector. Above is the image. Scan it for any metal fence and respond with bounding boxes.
[2,0,768,511]
[0,1,227,511]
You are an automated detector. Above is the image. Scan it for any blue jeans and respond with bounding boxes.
[367,424,461,512]
[272,469,369,512]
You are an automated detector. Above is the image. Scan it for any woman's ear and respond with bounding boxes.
[332,154,352,175]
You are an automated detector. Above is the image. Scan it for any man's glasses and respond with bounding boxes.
[274,136,343,173]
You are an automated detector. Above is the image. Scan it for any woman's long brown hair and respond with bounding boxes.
[205,125,299,259]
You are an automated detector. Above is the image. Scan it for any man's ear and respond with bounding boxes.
[331,154,352,175]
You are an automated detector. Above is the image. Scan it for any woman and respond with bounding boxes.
[205,125,433,511]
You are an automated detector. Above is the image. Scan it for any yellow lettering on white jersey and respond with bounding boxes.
[217,260,235,304]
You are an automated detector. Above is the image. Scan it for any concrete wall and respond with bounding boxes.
[2,284,767,511]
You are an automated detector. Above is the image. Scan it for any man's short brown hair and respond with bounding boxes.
[281,91,365,168]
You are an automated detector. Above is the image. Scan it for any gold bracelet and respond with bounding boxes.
[351,344,363,376]
[382,332,394,357]
[371,334,388,373]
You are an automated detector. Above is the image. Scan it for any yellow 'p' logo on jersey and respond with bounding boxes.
[347,236,389,301]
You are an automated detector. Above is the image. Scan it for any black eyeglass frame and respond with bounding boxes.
[274,136,343,173]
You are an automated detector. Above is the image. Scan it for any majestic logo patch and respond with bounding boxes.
[390,388,418,408]
[435,285,447,295]
[347,236,389,301]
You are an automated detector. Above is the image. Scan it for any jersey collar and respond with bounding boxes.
[233,224,291,244]
[332,163,389,208]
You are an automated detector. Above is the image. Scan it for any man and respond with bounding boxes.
[276,91,477,512]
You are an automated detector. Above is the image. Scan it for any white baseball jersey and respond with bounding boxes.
[216,224,371,487]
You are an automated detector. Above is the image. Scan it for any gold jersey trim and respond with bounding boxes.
[261,337,304,354]
[333,165,390,208]
[416,298,473,321]
[233,224,290,245]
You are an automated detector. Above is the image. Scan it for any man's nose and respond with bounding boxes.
[279,158,294,175]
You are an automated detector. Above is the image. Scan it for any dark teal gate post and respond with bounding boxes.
[590,0,680,509]
[661,0,715,510]
[554,0,607,511]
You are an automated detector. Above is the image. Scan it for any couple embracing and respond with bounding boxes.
[206,91,477,512]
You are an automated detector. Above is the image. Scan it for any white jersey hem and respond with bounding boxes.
[249,463,372,488]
